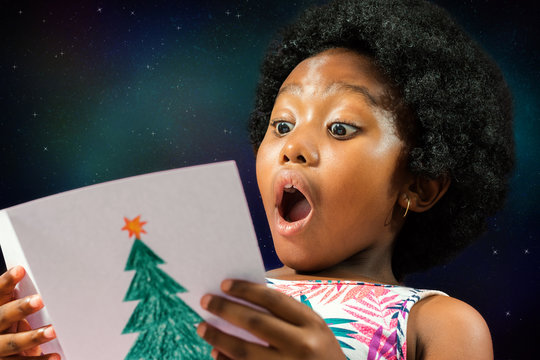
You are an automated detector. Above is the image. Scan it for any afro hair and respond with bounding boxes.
[248,0,515,279]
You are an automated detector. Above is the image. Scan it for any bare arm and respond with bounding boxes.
[407,295,493,360]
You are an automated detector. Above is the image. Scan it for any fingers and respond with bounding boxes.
[1,353,59,360]
[0,295,44,332]
[17,320,42,356]
[197,322,280,360]
[220,279,319,325]
[0,268,60,360]
[200,293,300,348]
[0,267,26,305]
[0,325,56,358]
[213,350,233,360]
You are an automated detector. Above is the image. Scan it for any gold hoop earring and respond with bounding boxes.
[403,197,410,218]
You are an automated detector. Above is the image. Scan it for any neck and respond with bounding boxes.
[267,246,399,285]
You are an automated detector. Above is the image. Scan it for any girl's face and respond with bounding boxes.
[256,48,410,273]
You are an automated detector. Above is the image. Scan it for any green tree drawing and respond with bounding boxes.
[122,216,211,359]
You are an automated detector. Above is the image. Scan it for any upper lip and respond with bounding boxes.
[273,170,314,218]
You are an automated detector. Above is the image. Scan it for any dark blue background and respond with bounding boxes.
[1,1,537,358]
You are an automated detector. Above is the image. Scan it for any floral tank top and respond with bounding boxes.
[266,278,446,360]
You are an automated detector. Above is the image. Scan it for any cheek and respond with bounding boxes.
[255,139,275,200]
[322,149,401,212]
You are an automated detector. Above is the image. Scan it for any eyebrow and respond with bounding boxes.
[276,81,379,106]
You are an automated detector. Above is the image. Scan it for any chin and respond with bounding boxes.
[278,252,333,273]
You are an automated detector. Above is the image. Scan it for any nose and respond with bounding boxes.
[279,132,319,166]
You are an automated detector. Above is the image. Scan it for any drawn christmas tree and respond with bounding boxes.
[121,216,211,359]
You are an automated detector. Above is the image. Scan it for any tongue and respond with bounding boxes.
[288,198,311,222]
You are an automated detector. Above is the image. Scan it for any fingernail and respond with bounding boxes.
[200,294,211,309]
[50,354,60,360]
[221,279,233,292]
[43,326,56,339]
[211,348,219,359]
[28,295,43,308]
[196,322,207,337]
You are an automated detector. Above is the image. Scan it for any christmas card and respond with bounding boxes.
[0,161,266,359]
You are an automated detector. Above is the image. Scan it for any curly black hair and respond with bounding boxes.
[248,0,515,279]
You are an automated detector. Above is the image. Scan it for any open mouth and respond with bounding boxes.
[279,185,312,223]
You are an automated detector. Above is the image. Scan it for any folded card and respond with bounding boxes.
[0,161,265,359]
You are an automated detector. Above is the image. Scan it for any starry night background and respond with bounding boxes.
[0,0,537,358]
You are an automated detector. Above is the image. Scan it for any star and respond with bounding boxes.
[505,311,511,317]
[151,131,156,136]
[60,51,64,56]
[97,7,103,13]
[235,12,241,19]
[43,146,48,151]
[18,10,22,15]
[130,11,135,16]
[122,216,147,239]
[524,249,530,254]
[176,26,181,30]
[492,249,498,255]
[225,10,231,16]
[12,64,17,70]
[32,112,38,117]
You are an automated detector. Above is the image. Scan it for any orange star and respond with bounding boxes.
[122,216,147,239]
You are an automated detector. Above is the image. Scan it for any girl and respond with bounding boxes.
[0,0,513,359]
[195,0,513,359]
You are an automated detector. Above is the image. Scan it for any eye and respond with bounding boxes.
[328,122,360,139]
[271,120,295,136]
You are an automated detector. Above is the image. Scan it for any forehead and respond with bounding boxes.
[279,48,388,100]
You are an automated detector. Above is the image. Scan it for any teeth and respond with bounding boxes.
[284,184,296,193]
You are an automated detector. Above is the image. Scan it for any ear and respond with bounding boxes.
[399,175,451,213]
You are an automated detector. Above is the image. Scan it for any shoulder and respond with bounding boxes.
[407,294,493,360]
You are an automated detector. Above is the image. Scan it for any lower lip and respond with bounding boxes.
[274,207,313,237]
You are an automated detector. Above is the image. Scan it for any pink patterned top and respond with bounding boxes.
[266,278,446,360]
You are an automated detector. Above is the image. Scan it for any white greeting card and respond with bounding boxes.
[0,161,265,359]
